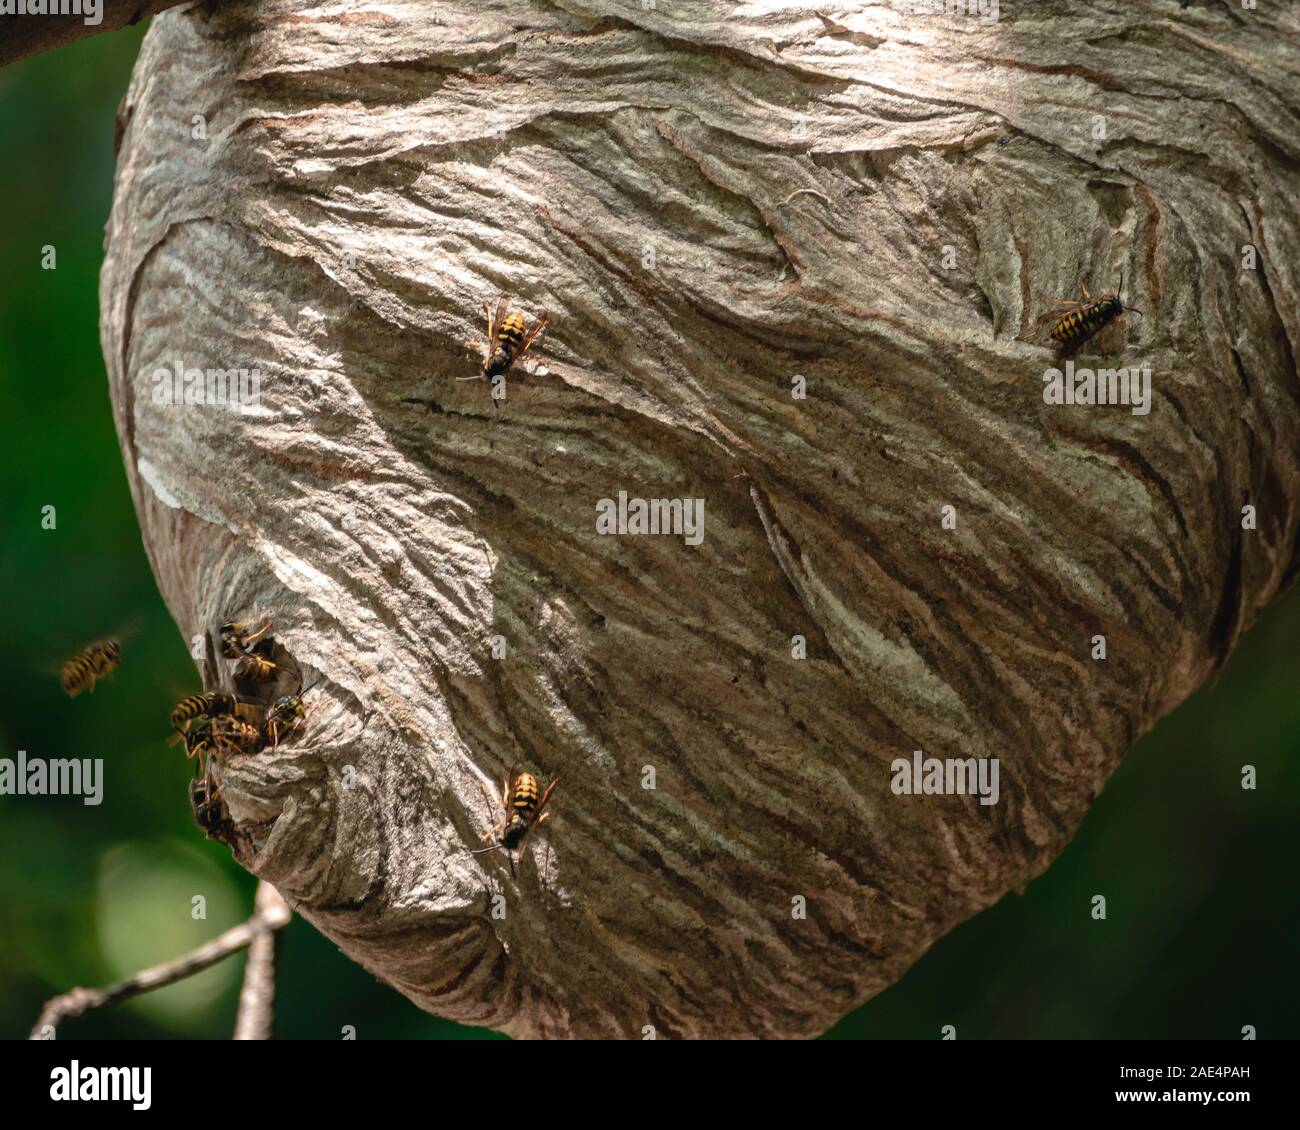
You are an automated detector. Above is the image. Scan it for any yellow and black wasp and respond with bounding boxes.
[460,296,549,399]
[189,771,228,839]
[220,617,271,658]
[59,638,124,697]
[472,771,558,872]
[211,714,265,755]
[1048,273,1143,355]
[233,652,277,682]
[185,712,265,773]
[221,616,277,682]
[181,715,218,769]
[263,694,307,749]
[170,691,258,738]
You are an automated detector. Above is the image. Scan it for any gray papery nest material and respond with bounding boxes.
[98,2,1300,1038]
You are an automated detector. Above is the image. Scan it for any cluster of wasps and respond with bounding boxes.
[59,618,308,840]
[60,618,552,866]
[170,617,307,839]
[64,283,1137,866]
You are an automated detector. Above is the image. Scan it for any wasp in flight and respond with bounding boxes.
[1048,273,1143,355]
[60,638,124,697]
[460,296,549,390]
[473,771,558,871]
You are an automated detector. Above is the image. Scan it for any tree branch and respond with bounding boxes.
[30,881,291,1039]
[232,882,289,1040]
[0,2,192,69]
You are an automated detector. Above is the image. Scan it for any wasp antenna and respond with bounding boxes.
[470,844,499,854]
[1126,306,1145,317]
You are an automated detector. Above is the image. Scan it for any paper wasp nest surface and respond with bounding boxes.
[99,1,1300,1037]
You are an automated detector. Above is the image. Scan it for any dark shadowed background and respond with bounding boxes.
[0,25,1295,1042]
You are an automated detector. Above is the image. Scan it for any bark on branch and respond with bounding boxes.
[98,1,1300,1038]
[30,882,290,1039]
[232,881,288,1040]
[0,2,192,69]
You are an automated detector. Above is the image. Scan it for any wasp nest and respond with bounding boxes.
[100,1,1300,1037]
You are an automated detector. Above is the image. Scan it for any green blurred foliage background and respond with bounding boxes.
[0,25,1295,1042]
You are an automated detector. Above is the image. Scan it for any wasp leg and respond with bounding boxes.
[459,337,490,379]
[479,779,504,816]
[213,731,244,758]
[1091,317,1128,356]
[243,618,273,648]
[470,779,507,847]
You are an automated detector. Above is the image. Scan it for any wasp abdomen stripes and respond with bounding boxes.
[463,297,548,386]
[474,771,558,859]
[1051,295,1124,350]
[60,639,122,697]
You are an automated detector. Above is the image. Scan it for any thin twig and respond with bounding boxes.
[29,881,292,1040]
[233,882,290,1040]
